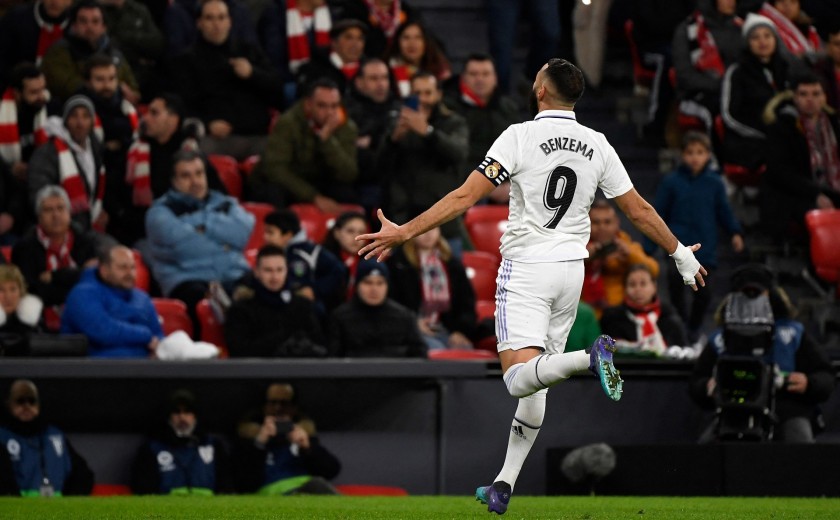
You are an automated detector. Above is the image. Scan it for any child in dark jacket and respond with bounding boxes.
[645,132,743,341]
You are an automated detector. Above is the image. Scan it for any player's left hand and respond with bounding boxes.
[356,209,405,262]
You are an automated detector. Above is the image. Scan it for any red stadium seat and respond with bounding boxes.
[462,251,498,302]
[242,202,276,250]
[475,300,495,322]
[464,206,508,263]
[239,155,260,177]
[289,203,366,243]
[208,154,242,200]
[132,249,150,292]
[245,247,259,267]
[152,298,193,337]
[625,19,656,89]
[463,204,508,228]
[0,246,10,263]
[428,349,497,360]
[196,299,228,358]
[92,484,132,496]
[806,210,840,289]
[335,484,409,496]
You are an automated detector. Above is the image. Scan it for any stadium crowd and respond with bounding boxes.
[0,0,838,496]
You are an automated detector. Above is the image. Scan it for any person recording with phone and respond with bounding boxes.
[234,383,341,495]
[581,199,660,318]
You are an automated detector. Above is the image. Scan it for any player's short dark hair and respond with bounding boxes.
[464,53,494,69]
[256,244,287,265]
[8,62,42,91]
[264,209,301,235]
[83,53,117,80]
[171,150,204,177]
[791,72,825,92]
[411,70,439,89]
[304,77,340,98]
[543,58,585,106]
[70,0,103,25]
[681,131,711,152]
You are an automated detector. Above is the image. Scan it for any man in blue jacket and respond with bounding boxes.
[61,244,163,358]
[145,149,254,332]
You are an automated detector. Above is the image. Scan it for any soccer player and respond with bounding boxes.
[356,59,705,514]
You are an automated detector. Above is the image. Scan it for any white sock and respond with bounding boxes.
[494,389,547,490]
[503,350,590,398]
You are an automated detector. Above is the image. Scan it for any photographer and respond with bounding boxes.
[234,383,341,495]
[689,265,835,443]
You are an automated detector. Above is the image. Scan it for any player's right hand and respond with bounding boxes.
[670,242,707,291]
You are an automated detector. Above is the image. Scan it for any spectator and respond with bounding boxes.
[296,18,367,95]
[672,0,744,133]
[0,265,43,357]
[815,24,840,113]
[721,13,796,170]
[262,210,345,315]
[646,132,743,341]
[132,389,234,495]
[60,244,163,358]
[41,0,139,104]
[444,53,519,203]
[251,78,358,211]
[378,72,469,246]
[225,245,324,357]
[387,226,476,350]
[582,199,660,318]
[345,57,400,212]
[100,0,165,99]
[600,264,687,357]
[761,74,840,241]
[0,161,22,245]
[166,0,258,58]
[689,264,835,442]
[121,94,227,245]
[170,0,282,161]
[385,21,450,98]
[0,379,94,496]
[336,0,418,58]
[321,211,367,298]
[145,150,254,331]
[0,0,71,81]
[760,0,822,60]
[328,260,425,357]
[0,64,52,180]
[234,382,340,494]
[11,186,99,327]
[564,301,602,353]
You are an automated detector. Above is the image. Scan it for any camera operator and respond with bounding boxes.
[234,383,341,494]
[689,265,835,443]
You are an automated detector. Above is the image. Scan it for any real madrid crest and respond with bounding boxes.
[485,162,501,179]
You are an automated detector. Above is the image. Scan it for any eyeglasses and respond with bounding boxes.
[13,397,37,406]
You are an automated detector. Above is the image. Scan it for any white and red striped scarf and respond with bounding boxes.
[286,0,331,74]
[759,3,822,57]
[125,136,199,207]
[330,52,359,80]
[687,11,741,77]
[389,58,414,98]
[0,87,49,164]
[624,297,667,355]
[93,98,139,143]
[364,0,405,39]
[803,111,840,192]
[33,1,67,66]
[459,77,486,108]
[53,136,105,220]
[36,224,76,271]
[419,250,450,325]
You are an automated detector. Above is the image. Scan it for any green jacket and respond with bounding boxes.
[566,302,602,352]
[255,101,358,202]
[102,0,165,65]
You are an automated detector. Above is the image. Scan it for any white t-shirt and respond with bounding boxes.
[476,109,633,263]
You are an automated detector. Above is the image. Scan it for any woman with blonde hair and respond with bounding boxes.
[0,264,43,356]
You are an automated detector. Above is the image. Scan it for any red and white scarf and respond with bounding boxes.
[389,58,414,98]
[623,297,667,355]
[759,3,822,57]
[330,52,360,80]
[33,1,67,66]
[459,76,487,108]
[36,224,76,271]
[53,136,105,220]
[419,250,450,325]
[364,0,405,40]
[125,136,198,207]
[687,11,741,77]
[802,112,840,192]
[93,98,139,143]
[0,87,49,164]
[286,0,331,73]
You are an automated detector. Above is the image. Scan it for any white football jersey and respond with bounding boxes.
[476,109,633,262]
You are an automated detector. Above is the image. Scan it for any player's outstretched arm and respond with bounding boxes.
[356,171,496,262]
[614,188,707,290]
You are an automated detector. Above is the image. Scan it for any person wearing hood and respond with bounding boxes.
[225,245,324,358]
[327,259,426,357]
[131,389,234,495]
[60,244,163,358]
[40,0,139,104]
[0,379,94,496]
[27,94,107,233]
[0,265,43,356]
[672,0,744,133]
[720,13,802,170]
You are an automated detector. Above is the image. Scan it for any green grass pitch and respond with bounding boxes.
[1,496,839,519]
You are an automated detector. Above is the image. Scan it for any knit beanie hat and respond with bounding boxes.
[356,259,389,283]
[742,13,777,39]
[62,94,95,121]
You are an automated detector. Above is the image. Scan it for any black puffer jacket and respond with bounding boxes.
[328,296,426,357]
